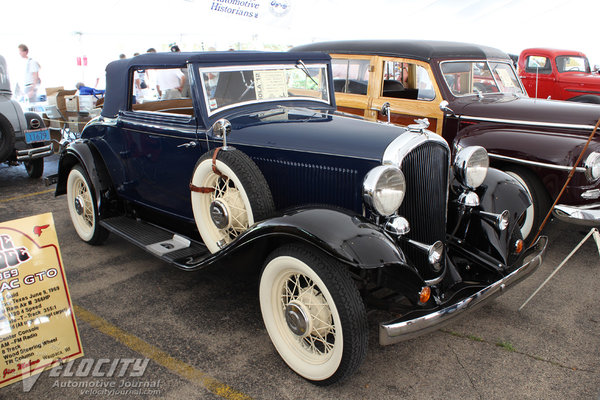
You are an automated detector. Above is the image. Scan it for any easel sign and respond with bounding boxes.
[0,213,83,388]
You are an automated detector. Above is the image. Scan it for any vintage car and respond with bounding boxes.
[0,55,52,178]
[51,51,546,384]
[292,40,600,241]
[518,48,600,103]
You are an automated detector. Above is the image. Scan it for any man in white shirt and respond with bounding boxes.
[18,44,41,103]
[156,68,184,100]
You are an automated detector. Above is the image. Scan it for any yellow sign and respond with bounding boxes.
[0,213,83,388]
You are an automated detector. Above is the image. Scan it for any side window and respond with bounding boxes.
[331,58,370,95]
[381,61,435,101]
[130,67,194,116]
[525,56,552,74]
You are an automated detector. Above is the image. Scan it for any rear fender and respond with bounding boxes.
[56,140,112,215]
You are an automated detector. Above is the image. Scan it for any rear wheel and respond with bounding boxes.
[504,166,550,241]
[66,164,109,244]
[259,244,368,385]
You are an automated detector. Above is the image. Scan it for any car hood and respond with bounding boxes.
[453,95,600,129]
[226,108,412,162]
[559,72,600,89]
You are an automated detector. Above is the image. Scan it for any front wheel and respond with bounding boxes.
[259,244,368,385]
[66,165,109,244]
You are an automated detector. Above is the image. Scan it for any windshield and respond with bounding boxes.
[441,61,524,96]
[556,55,590,73]
[199,63,330,115]
[0,56,10,92]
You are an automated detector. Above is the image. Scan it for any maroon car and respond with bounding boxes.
[292,40,600,240]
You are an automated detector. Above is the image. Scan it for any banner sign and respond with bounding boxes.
[209,0,292,23]
[0,213,83,389]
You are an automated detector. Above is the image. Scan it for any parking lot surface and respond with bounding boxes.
[1,156,599,399]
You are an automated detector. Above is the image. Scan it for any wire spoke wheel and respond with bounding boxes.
[191,149,274,253]
[66,165,108,244]
[259,245,367,385]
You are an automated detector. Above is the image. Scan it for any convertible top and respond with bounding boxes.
[292,40,510,63]
[102,51,331,118]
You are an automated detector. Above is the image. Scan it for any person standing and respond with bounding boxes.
[18,44,41,103]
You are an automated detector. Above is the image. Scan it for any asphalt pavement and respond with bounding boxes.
[0,156,599,399]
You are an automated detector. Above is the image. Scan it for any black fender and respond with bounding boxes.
[198,207,418,276]
[55,140,112,215]
[449,168,530,266]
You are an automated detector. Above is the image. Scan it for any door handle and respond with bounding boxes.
[177,141,197,148]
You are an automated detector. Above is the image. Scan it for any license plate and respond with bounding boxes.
[25,128,51,144]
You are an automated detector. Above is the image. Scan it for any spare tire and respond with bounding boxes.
[0,114,16,162]
[190,148,275,253]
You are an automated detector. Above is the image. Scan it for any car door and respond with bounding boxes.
[519,55,555,99]
[117,74,203,219]
[330,55,375,119]
[370,57,444,135]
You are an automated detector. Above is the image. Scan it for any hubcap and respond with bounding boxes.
[209,200,230,229]
[285,301,311,337]
[74,195,85,216]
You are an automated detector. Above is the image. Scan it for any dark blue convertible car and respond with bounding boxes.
[52,51,547,384]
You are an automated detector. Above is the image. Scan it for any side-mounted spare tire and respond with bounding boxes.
[190,148,275,253]
[0,114,16,162]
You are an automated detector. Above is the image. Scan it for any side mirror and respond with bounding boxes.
[380,102,391,124]
[212,118,232,149]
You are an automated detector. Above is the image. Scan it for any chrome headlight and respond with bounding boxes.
[363,165,406,216]
[584,151,600,181]
[453,146,489,189]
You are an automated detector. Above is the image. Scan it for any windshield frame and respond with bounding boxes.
[198,63,331,117]
[439,59,525,98]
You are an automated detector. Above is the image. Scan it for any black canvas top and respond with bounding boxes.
[102,51,330,118]
[292,40,510,62]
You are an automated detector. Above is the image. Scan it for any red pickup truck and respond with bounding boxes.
[518,48,600,103]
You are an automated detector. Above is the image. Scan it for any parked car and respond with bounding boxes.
[518,48,600,103]
[51,51,546,384]
[292,40,600,240]
[0,55,53,178]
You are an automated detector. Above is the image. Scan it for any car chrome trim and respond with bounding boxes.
[382,130,450,167]
[15,144,54,161]
[119,117,197,135]
[553,204,600,225]
[379,236,547,345]
[460,115,597,131]
[488,153,586,173]
[581,189,600,200]
[584,152,600,181]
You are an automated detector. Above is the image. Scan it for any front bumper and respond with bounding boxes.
[379,236,547,345]
[553,204,600,226]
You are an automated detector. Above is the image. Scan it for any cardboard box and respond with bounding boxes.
[65,95,79,112]
[78,95,96,112]
[67,116,92,133]
[46,87,77,114]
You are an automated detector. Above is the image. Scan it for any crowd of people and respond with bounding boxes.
[11,42,209,104]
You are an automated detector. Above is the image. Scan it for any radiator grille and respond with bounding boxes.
[397,142,449,276]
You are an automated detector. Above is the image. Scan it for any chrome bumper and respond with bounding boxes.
[379,236,548,346]
[553,204,600,226]
[16,144,54,161]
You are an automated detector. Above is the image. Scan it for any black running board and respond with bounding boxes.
[99,216,211,270]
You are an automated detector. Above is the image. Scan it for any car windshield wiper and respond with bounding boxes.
[295,60,319,87]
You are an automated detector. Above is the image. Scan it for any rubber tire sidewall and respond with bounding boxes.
[191,149,274,253]
[259,244,368,385]
[66,164,108,245]
[504,166,550,241]
[25,158,44,178]
[0,114,16,162]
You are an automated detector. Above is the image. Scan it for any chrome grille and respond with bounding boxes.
[397,141,449,276]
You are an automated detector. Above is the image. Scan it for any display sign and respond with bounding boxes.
[0,213,82,389]
[253,70,287,100]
